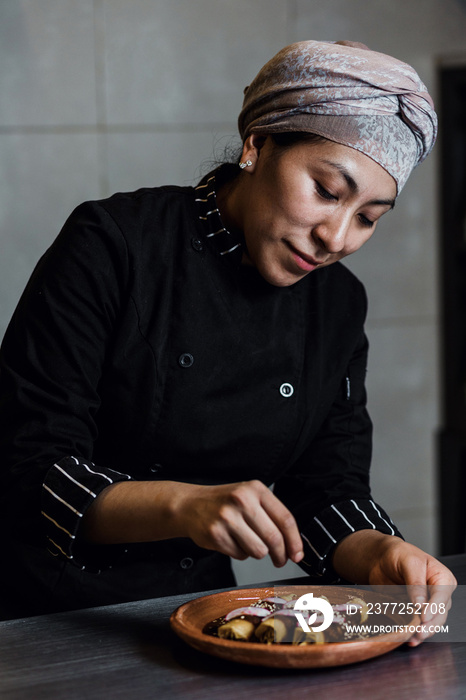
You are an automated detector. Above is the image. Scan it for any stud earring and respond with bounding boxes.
[239,159,253,169]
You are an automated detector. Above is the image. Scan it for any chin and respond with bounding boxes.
[248,251,307,287]
[259,266,306,288]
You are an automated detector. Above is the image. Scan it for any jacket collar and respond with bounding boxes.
[194,166,244,267]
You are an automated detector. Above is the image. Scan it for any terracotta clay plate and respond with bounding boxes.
[170,585,419,669]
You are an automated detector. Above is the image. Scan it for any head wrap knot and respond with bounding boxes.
[238,40,437,192]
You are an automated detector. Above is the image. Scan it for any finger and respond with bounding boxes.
[404,567,455,645]
[416,561,456,624]
[207,519,253,561]
[396,554,428,604]
[407,583,428,608]
[209,497,279,562]
[421,586,454,631]
[391,556,427,646]
[242,507,288,567]
[409,592,453,645]
[424,590,448,623]
[258,486,304,563]
[404,581,444,644]
[219,495,289,566]
[227,481,302,565]
[229,518,277,561]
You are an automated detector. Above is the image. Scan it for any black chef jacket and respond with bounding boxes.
[0,167,400,617]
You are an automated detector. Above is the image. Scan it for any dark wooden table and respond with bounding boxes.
[1,555,465,700]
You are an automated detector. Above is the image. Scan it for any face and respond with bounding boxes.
[222,135,397,287]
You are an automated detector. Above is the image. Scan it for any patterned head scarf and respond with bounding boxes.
[238,40,437,193]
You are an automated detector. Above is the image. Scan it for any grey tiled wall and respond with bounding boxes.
[1,0,466,585]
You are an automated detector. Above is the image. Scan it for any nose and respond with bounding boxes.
[312,212,351,254]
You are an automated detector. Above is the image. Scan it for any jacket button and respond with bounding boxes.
[150,463,162,473]
[191,237,204,252]
[180,557,194,569]
[279,382,294,397]
[178,353,194,368]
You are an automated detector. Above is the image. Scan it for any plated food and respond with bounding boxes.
[203,593,373,644]
[170,586,419,668]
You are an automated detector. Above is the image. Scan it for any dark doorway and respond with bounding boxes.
[438,64,466,554]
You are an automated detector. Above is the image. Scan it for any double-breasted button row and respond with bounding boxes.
[177,358,294,396]
[178,351,294,397]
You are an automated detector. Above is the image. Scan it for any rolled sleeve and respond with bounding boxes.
[299,498,402,580]
[41,456,132,561]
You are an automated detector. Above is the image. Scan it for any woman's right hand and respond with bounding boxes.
[82,479,304,568]
[173,480,304,567]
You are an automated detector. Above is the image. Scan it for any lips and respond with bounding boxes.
[286,242,326,272]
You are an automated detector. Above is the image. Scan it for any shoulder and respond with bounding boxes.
[103,183,195,214]
[58,184,199,261]
[30,185,200,295]
[73,184,197,234]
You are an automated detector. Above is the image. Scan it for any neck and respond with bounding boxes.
[216,170,246,240]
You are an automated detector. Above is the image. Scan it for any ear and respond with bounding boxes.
[239,133,267,171]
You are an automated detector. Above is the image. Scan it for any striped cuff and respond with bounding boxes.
[41,455,132,563]
[299,499,402,580]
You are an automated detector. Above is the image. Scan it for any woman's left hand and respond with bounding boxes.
[332,530,457,646]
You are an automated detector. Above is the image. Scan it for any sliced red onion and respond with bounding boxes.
[261,596,288,606]
[224,606,271,621]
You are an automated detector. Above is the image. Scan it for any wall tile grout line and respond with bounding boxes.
[93,0,109,198]
[0,123,237,135]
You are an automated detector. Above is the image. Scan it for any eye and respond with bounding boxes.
[316,182,337,201]
[358,213,375,229]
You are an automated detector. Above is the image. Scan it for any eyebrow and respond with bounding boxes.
[321,159,396,209]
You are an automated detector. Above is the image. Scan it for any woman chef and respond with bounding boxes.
[0,40,455,643]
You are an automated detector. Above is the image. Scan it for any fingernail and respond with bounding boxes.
[293,551,304,563]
